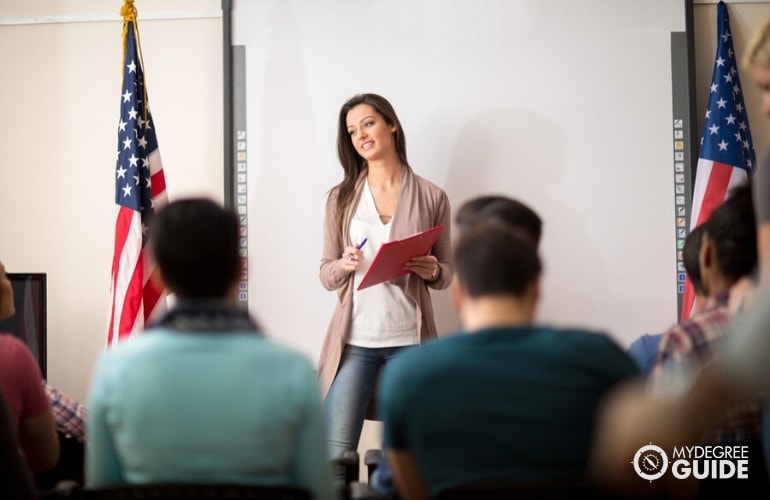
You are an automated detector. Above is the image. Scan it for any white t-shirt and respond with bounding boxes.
[348,180,418,348]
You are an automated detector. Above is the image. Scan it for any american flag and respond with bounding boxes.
[108,16,168,346]
[681,0,754,321]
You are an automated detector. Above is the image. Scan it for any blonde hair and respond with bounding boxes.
[742,17,770,71]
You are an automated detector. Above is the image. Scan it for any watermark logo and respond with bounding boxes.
[633,444,669,481]
[632,443,750,481]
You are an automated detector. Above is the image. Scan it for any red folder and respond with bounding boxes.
[357,225,444,291]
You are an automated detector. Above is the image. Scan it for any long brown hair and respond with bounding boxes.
[333,93,410,232]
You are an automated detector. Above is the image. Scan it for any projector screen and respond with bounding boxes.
[230,0,687,361]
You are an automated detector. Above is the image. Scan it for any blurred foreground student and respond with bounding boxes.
[650,185,760,438]
[744,15,770,278]
[377,223,638,499]
[590,188,767,497]
[745,14,770,481]
[650,185,765,497]
[590,291,770,495]
[86,199,335,500]
[369,194,543,498]
[368,194,542,498]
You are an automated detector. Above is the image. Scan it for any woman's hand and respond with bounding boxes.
[340,246,364,274]
[404,255,439,281]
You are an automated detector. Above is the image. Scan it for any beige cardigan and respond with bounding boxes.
[317,167,454,398]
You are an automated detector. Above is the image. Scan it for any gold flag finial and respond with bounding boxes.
[120,0,136,23]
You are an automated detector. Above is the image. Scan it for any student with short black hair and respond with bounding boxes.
[86,199,335,500]
[377,223,638,499]
[651,184,758,398]
[649,184,766,497]
[454,195,542,246]
[371,194,544,498]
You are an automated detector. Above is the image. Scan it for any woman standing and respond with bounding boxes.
[319,94,453,458]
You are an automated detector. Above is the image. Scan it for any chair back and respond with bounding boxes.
[436,481,583,500]
[436,481,669,499]
[81,483,312,500]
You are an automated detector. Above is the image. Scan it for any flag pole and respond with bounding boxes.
[109,0,169,345]
[121,0,149,124]
[120,0,135,67]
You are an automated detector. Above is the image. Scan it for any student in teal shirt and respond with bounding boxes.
[378,222,638,498]
[86,199,335,500]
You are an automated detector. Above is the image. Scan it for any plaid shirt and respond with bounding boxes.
[651,292,761,444]
[44,382,87,443]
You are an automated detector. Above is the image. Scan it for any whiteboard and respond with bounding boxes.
[231,0,686,361]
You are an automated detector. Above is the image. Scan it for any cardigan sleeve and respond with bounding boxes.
[319,189,350,291]
[427,188,454,290]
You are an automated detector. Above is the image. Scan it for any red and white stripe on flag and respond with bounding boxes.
[108,151,168,346]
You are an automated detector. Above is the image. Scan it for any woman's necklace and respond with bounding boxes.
[369,165,399,222]
[372,196,394,222]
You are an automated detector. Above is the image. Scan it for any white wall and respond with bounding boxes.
[232,0,689,364]
[230,0,698,467]
[0,0,223,402]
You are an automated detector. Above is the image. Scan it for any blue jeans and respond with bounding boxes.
[323,344,413,459]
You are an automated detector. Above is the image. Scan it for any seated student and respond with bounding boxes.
[377,223,639,499]
[594,12,770,479]
[0,260,59,474]
[590,212,770,492]
[368,194,544,498]
[85,199,335,500]
[650,186,759,423]
[589,350,758,496]
[626,224,708,376]
[649,184,766,496]
[591,281,770,495]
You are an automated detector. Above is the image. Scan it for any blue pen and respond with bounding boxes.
[357,238,368,250]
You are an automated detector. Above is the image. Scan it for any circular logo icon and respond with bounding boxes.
[633,444,668,481]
